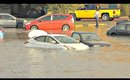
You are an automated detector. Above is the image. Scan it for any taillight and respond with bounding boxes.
[113,11,115,14]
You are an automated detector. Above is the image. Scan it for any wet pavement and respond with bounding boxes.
[0,21,130,78]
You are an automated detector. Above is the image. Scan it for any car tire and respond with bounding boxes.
[111,33,116,36]
[17,23,23,29]
[62,24,70,31]
[102,14,109,21]
[109,18,114,21]
[30,25,39,30]
[76,18,81,21]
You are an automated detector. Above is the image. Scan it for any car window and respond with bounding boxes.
[61,15,68,19]
[34,36,46,42]
[53,15,68,20]
[2,15,14,20]
[54,36,78,43]
[85,5,96,10]
[46,36,57,43]
[81,33,101,41]
[40,15,51,21]
[72,33,81,41]
[126,24,130,30]
[116,24,126,30]
[53,15,62,20]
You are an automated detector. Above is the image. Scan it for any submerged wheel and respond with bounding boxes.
[30,25,39,30]
[111,33,116,36]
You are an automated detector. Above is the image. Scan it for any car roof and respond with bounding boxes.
[34,34,67,38]
[72,31,96,34]
[36,13,71,20]
[0,13,11,15]
[48,34,67,36]
[118,22,130,25]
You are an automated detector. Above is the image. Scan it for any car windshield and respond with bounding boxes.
[54,36,79,43]
[81,33,101,41]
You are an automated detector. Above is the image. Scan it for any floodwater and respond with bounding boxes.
[0,22,130,78]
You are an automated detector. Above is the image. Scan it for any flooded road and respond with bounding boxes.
[0,22,130,78]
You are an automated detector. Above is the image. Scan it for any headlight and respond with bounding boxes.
[63,45,75,50]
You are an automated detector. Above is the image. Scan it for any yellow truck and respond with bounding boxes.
[69,4,121,21]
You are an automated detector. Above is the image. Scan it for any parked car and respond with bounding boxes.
[25,34,89,50]
[25,14,75,36]
[69,4,120,21]
[71,32,111,47]
[0,13,27,28]
[116,20,129,25]
[107,22,130,36]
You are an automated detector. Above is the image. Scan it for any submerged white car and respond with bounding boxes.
[25,34,89,50]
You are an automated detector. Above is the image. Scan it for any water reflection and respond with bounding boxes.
[1,25,130,77]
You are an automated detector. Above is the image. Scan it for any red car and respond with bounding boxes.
[25,14,75,36]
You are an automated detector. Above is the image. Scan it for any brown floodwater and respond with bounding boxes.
[0,22,130,78]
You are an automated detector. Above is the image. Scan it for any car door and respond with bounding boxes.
[36,15,52,32]
[50,15,63,33]
[85,5,97,18]
[115,24,127,35]
[126,24,130,35]
[76,5,96,18]
[2,14,17,27]
[0,15,6,27]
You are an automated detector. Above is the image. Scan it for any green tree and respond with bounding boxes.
[47,4,73,14]
[47,4,84,14]
[120,4,129,16]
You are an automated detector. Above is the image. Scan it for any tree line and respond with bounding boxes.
[46,4,130,16]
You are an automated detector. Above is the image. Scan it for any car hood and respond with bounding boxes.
[63,43,89,50]
[84,41,111,47]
